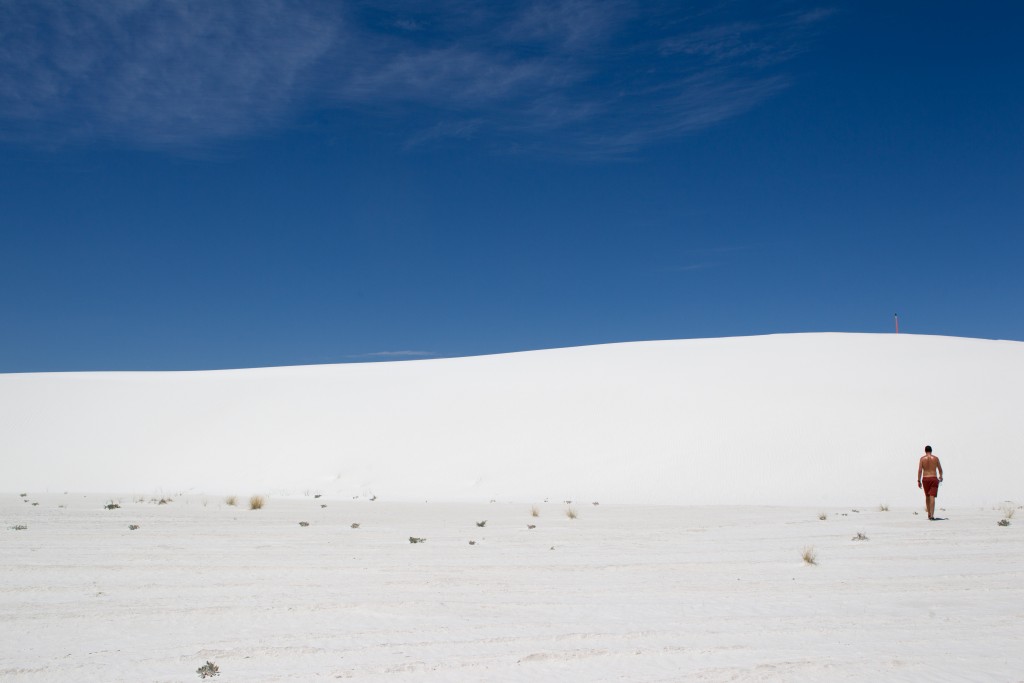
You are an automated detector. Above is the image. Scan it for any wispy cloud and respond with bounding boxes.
[0,1,834,153]
[349,350,436,359]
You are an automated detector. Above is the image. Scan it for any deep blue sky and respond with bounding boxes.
[2,1,1022,371]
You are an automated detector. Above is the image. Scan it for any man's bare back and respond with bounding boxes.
[919,454,942,478]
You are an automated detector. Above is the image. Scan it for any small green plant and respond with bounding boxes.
[298,521,309,527]
[196,660,220,678]
[998,519,1011,527]
[852,532,868,541]
[476,520,487,527]
[802,546,817,565]
[818,512,827,521]
[409,536,426,543]
[879,504,889,512]
[225,495,237,506]
[104,502,120,510]
[128,524,140,530]
[249,495,265,510]
[566,507,578,519]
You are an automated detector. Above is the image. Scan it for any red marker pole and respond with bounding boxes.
[894,313,899,334]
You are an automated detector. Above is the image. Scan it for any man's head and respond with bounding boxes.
[925,445,932,453]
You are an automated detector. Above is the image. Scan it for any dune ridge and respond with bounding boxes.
[2,333,1021,506]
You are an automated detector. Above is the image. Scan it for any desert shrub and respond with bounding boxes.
[158,498,171,505]
[527,524,536,529]
[801,546,817,565]
[321,504,327,508]
[531,505,540,517]
[104,502,120,510]
[31,502,38,506]
[196,660,220,678]
[298,521,309,527]
[469,540,476,545]
[350,523,360,528]
[476,520,487,527]
[998,519,1011,527]
[1000,504,1016,519]
[314,493,322,499]
[249,495,265,510]
[19,493,26,497]
[8,525,27,531]
[879,504,889,512]
[225,495,237,506]
[409,536,426,543]
[128,524,140,531]
[818,512,827,521]
[566,506,578,519]
[852,532,868,541]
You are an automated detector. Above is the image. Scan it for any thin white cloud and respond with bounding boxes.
[349,350,436,359]
[0,1,834,153]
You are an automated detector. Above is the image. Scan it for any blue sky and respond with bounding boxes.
[2,1,1022,372]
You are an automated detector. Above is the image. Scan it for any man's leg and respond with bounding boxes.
[927,495,935,519]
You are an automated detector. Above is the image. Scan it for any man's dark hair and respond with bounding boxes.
[925,445,932,453]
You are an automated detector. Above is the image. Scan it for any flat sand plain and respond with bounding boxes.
[2,494,1022,682]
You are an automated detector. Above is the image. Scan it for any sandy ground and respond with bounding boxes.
[2,494,1022,682]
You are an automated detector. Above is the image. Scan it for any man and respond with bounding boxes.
[917,445,944,520]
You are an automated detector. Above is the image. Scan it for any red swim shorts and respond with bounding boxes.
[922,476,939,497]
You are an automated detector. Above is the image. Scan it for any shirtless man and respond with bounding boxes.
[917,445,944,520]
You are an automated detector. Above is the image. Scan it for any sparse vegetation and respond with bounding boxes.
[1000,504,1016,519]
[476,520,487,527]
[225,495,237,506]
[530,505,540,517]
[9,525,28,531]
[998,519,1011,527]
[852,532,868,541]
[249,495,265,510]
[196,660,220,678]
[527,524,536,529]
[818,512,827,520]
[298,521,309,527]
[469,540,476,545]
[320,504,327,508]
[104,502,120,510]
[592,501,600,506]
[801,546,817,565]
[879,504,889,512]
[350,523,360,529]
[31,502,39,506]
[314,494,322,499]
[409,536,426,543]
[128,524,140,530]
[158,498,171,505]
[19,493,27,497]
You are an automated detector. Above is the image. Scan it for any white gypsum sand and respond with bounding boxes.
[1,333,1023,505]
[2,333,1023,680]
[1,496,1022,681]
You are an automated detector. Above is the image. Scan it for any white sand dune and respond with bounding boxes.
[2,333,1022,506]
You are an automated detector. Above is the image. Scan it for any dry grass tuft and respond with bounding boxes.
[852,532,868,541]
[801,546,817,565]
[225,495,237,506]
[566,506,578,520]
[879,504,889,512]
[1000,504,1016,519]
[818,512,827,521]
[531,505,540,517]
[249,495,265,510]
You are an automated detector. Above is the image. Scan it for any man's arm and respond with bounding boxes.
[936,458,943,482]
[918,458,923,488]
